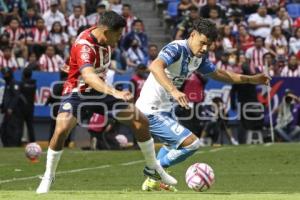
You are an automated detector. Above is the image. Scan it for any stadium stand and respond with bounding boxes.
[0,0,300,148]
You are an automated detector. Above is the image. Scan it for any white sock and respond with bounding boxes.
[137,138,158,169]
[44,148,63,178]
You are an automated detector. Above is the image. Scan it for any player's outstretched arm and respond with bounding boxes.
[209,68,271,85]
[149,58,189,108]
[81,66,133,101]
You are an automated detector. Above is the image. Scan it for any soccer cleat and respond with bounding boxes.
[143,165,177,185]
[159,182,178,192]
[142,178,178,192]
[142,177,161,191]
[36,176,54,194]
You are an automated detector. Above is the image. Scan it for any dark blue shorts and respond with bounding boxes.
[58,90,128,120]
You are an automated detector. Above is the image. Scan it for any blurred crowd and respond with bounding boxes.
[161,0,300,77]
[0,0,156,76]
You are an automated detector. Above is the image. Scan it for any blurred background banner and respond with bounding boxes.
[0,71,60,117]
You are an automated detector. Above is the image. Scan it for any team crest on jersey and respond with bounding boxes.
[62,103,72,110]
[80,45,91,62]
[81,53,90,62]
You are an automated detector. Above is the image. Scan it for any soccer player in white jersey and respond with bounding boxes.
[136,18,270,191]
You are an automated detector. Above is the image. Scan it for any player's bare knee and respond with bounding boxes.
[184,138,202,152]
[180,134,199,147]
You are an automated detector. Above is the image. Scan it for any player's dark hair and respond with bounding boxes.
[192,18,218,42]
[98,11,126,31]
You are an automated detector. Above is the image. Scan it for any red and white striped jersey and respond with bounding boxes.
[280,66,300,77]
[265,35,288,49]
[39,54,65,72]
[122,15,137,36]
[0,56,19,71]
[62,26,112,95]
[245,47,269,74]
[68,14,87,36]
[4,27,25,43]
[27,28,49,43]
[36,0,51,15]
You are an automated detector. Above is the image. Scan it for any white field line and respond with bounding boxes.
[120,160,144,166]
[0,159,144,184]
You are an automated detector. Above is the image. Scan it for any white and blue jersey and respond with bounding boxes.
[136,40,216,115]
[136,40,216,148]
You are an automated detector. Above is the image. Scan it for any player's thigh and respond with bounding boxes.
[147,113,192,149]
[116,104,149,125]
[54,112,77,135]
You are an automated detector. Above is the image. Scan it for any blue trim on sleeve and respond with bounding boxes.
[79,64,94,72]
[197,55,217,75]
[158,43,182,66]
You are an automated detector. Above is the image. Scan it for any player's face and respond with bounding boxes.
[189,31,210,58]
[105,28,123,47]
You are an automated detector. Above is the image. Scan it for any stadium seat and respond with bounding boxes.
[286,3,300,19]
[246,130,264,144]
[167,2,179,17]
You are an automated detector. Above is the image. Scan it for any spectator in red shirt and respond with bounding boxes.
[0,46,19,71]
[262,52,276,76]
[87,3,106,26]
[121,4,137,36]
[220,25,237,52]
[130,63,148,102]
[238,24,254,52]
[265,25,288,58]
[4,17,27,59]
[281,55,300,77]
[67,5,87,37]
[39,45,64,72]
[27,17,49,58]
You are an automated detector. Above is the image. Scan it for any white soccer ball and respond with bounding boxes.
[25,143,42,161]
[185,163,215,192]
[115,134,128,148]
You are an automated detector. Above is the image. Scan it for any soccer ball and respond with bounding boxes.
[25,143,42,162]
[115,134,128,148]
[185,163,215,192]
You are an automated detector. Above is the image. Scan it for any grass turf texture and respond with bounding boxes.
[1,143,300,199]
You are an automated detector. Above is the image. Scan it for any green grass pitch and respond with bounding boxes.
[1,143,300,200]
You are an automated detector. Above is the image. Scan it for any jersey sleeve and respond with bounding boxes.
[75,44,96,71]
[158,43,182,66]
[197,55,217,75]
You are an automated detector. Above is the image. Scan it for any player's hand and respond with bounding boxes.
[170,89,189,109]
[249,73,271,85]
[113,90,134,102]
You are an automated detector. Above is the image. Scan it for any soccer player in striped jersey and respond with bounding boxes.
[36,11,177,194]
[136,18,270,191]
